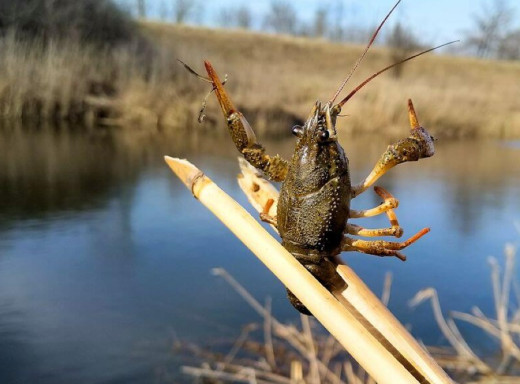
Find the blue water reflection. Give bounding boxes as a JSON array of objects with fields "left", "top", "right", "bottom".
[{"left": 0, "top": 131, "right": 519, "bottom": 382}]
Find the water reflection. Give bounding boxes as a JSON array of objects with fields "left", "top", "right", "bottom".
[{"left": 0, "top": 129, "right": 519, "bottom": 383}]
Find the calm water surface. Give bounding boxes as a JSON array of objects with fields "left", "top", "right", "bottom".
[{"left": 1, "top": 129, "right": 519, "bottom": 383}]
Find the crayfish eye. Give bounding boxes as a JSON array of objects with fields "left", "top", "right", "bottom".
[
  {"left": 291, "top": 125, "right": 303, "bottom": 137},
  {"left": 331, "top": 104, "right": 342, "bottom": 116},
  {"left": 319, "top": 130, "right": 329, "bottom": 141}
]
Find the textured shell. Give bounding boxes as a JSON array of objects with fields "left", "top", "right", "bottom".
[{"left": 277, "top": 138, "right": 351, "bottom": 257}]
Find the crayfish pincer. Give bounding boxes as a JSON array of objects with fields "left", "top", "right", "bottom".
[{"left": 185, "top": 1, "right": 451, "bottom": 316}]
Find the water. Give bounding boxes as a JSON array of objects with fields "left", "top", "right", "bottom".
[{"left": 1, "top": 129, "right": 519, "bottom": 383}]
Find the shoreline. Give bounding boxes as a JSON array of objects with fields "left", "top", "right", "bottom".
[{"left": 0, "top": 22, "right": 519, "bottom": 139}]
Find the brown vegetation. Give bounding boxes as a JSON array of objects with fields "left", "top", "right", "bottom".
[
  {"left": 178, "top": 244, "right": 520, "bottom": 383},
  {"left": 1, "top": 22, "right": 520, "bottom": 138}
]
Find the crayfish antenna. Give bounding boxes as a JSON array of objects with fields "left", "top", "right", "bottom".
[
  {"left": 337, "top": 40, "right": 459, "bottom": 108},
  {"left": 177, "top": 59, "right": 212, "bottom": 83},
  {"left": 329, "top": 0, "right": 401, "bottom": 105},
  {"left": 324, "top": 104, "right": 336, "bottom": 138},
  {"left": 178, "top": 59, "right": 229, "bottom": 123}
]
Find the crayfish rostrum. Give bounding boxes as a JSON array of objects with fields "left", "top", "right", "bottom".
[{"left": 186, "top": 1, "right": 450, "bottom": 315}]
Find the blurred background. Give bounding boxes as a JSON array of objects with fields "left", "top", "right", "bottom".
[{"left": 0, "top": 0, "right": 519, "bottom": 383}]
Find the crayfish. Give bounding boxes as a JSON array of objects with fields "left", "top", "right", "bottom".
[{"left": 184, "top": 1, "right": 454, "bottom": 315}]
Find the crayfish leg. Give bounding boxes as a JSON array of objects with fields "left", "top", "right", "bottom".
[
  {"left": 259, "top": 198, "right": 278, "bottom": 227},
  {"left": 348, "top": 186, "right": 403, "bottom": 238},
  {"left": 349, "top": 186, "right": 399, "bottom": 218},
  {"left": 342, "top": 227, "right": 430, "bottom": 261},
  {"left": 204, "top": 61, "right": 289, "bottom": 182},
  {"left": 346, "top": 223, "right": 403, "bottom": 238}
]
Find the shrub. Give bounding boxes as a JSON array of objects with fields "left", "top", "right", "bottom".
[{"left": 0, "top": 0, "right": 136, "bottom": 46}]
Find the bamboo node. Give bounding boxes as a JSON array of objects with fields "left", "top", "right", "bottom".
[{"left": 190, "top": 170, "right": 206, "bottom": 197}]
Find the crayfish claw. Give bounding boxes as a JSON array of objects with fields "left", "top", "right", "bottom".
[
  {"left": 202, "top": 60, "right": 289, "bottom": 181},
  {"left": 408, "top": 98, "right": 420, "bottom": 129},
  {"left": 352, "top": 99, "right": 435, "bottom": 197}
]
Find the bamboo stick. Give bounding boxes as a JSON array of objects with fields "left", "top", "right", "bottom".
[
  {"left": 335, "top": 266, "right": 455, "bottom": 383},
  {"left": 165, "top": 156, "right": 453, "bottom": 384}
]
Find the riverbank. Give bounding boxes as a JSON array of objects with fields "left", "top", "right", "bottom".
[{"left": 1, "top": 22, "right": 519, "bottom": 138}]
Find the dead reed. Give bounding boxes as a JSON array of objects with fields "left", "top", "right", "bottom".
[
  {"left": 178, "top": 244, "right": 520, "bottom": 384},
  {"left": 0, "top": 30, "right": 203, "bottom": 130},
  {"left": 411, "top": 242, "right": 520, "bottom": 382},
  {"left": 178, "top": 267, "right": 385, "bottom": 384}
]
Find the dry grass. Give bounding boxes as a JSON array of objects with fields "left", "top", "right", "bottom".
[
  {"left": 410, "top": 243, "right": 520, "bottom": 382},
  {"left": 177, "top": 268, "right": 385, "bottom": 384},
  {"left": 0, "top": 30, "right": 203, "bottom": 130},
  {"left": 177, "top": 244, "right": 520, "bottom": 383},
  {"left": 1, "top": 22, "right": 520, "bottom": 137},
  {"left": 0, "top": 34, "right": 100, "bottom": 122},
  {"left": 144, "top": 23, "right": 520, "bottom": 139}
]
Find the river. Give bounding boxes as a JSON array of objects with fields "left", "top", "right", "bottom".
[{"left": 1, "top": 129, "right": 519, "bottom": 383}]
